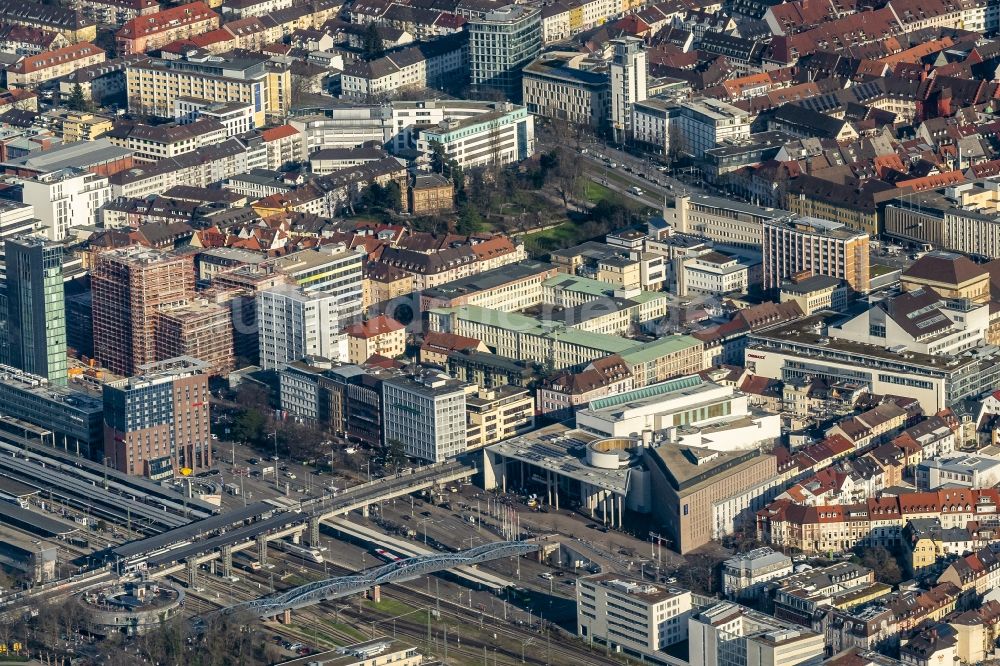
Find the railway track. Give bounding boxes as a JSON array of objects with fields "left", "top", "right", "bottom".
[{"left": 281, "top": 553, "right": 624, "bottom": 665}]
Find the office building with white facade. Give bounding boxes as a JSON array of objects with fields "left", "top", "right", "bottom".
[
  {"left": 575, "top": 374, "right": 781, "bottom": 447},
  {"left": 689, "top": 602, "right": 825, "bottom": 666},
  {"left": 577, "top": 574, "right": 692, "bottom": 657},
  {"left": 677, "top": 250, "right": 749, "bottom": 297},
  {"left": 381, "top": 372, "right": 468, "bottom": 463},
  {"left": 20, "top": 168, "right": 110, "bottom": 241},
  {"left": 672, "top": 98, "right": 750, "bottom": 158},
  {"left": 267, "top": 246, "right": 365, "bottom": 322},
  {"left": 415, "top": 102, "right": 535, "bottom": 170},
  {"left": 721, "top": 548, "right": 794, "bottom": 600},
  {"left": 256, "top": 284, "right": 346, "bottom": 370}
]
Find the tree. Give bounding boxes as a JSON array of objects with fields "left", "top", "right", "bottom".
[
  {"left": 66, "top": 83, "right": 88, "bottom": 112},
  {"left": 382, "top": 180, "right": 403, "bottom": 212},
  {"left": 235, "top": 381, "right": 271, "bottom": 411},
  {"left": 360, "top": 180, "right": 402, "bottom": 213},
  {"left": 456, "top": 202, "right": 484, "bottom": 235},
  {"left": 231, "top": 408, "right": 266, "bottom": 447},
  {"left": 854, "top": 545, "right": 903, "bottom": 585},
  {"left": 362, "top": 22, "right": 385, "bottom": 59},
  {"left": 429, "top": 140, "right": 448, "bottom": 174},
  {"left": 277, "top": 422, "right": 326, "bottom": 463},
  {"left": 386, "top": 438, "right": 407, "bottom": 470}
]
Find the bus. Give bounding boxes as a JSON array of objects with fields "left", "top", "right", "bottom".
[
  {"left": 373, "top": 548, "right": 401, "bottom": 563},
  {"left": 274, "top": 539, "right": 323, "bottom": 564}
]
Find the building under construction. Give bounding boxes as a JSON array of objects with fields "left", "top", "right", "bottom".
[
  {"left": 156, "top": 299, "right": 234, "bottom": 376},
  {"left": 91, "top": 247, "right": 194, "bottom": 377}
]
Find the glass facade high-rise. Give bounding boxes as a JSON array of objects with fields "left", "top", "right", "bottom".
[
  {"left": 1, "top": 236, "right": 67, "bottom": 385},
  {"left": 469, "top": 5, "right": 541, "bottom": 102}
]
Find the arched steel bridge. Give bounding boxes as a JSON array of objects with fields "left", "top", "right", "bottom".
[{"left": 228, "top": 541, "right": 538, "bottom": 616}]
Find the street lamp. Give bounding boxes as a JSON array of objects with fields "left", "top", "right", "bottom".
[{"left": 271, "top": 431, "right": 279, "bottom": 490}]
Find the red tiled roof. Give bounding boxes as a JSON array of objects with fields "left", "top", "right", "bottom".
[
  {"left": 471, "top": 236, "right": 515, "bottom": 261},
  {"left": 261, "top": 124, "right": 300, "bottom": 142},
  {"left": 421, "top": 330, "right": 482, "bottom": 353},
  {"left": 344, "top": 314, "right": 404, "bottom": 339},
  {"left": 9, "top": 42, "right": 102, "bottom": 74},
  {"left": 117, "top": 2, "right": 217, "bottom": 39}
]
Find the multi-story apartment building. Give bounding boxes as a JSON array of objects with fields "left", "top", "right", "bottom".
[
  {"left": 468, "top": 5, "right": 541, "bottom": 101},
  {"left": 58, "top": 55, "right": 145, "bottom": 106},
  {"left": 0, "top": 24, "right": 69, "bottom": 57},
  {"left": 381, "top": 372, "right": 468, "bottom": 463},
  {"left": 155, "top": 300, "right": 235, "bottom": 376},
  {"left": 522, "top": 53, "right": 610, "bottom": 128},
  {"left": 465, "top": 385, "right": 534, "bottom": 450},
  {"left": 785, "top": 175, "right": 890, "bottom": 237},
  {"left": 106, "top": 139, "right": 247, "bottom": 199},
  {"left": 577, "top": 575, "right": 692, "bottom": 656},
  {"left": 125, "top": 51, "right": 289, "bottom": 127},
  {"left": 762, "top": 217, "right": 870, "bottom": 293},
  {"left": 0, "top": 237, "right": 67, "bottom": 385},
  {"left": 220, "top": 0, "right": 293, "bottom": 20},
  {"left": 414, "top": 102, "right": 535, "bottom": 170},
  {"left": 105, "top": 118, "right": 227, "bottom": 162},
  {"left": 344, "top": 315, "right": 406, "bottom": 364},
  {"left": 0, "top": 0, "right": 97, "bottom": 43},
  {"left": 20, "top": 168, "right": 110, "bottom": 242},
  {"left": 539, "top": 0, "right": 624, "bottom": 43},
  {"left": 631, "top": 98, "right": 676, "bottom": 156},
  {"left": 5, "top": 42, "right": 104, "bottom": 88},
  {"left": 537, "top": 354, "right": 634, "bottom": 420},
  {"left": 758, "top": 488, "right": 1000, "bottom": 555},
  {"left": 78, "top": 0, "right": 160, "bottom": 28},
  {"left": 772, "top": 562, "right": 880, "bottom": 626},
  {"left": 116, "top": 2, "right": 220, "bottom": 55},
  {"left": 92, "top": 247, "right": 195, "bottom": 377},
  {"left": 60, "top": 112, "right": 114, "bottom": 143},
  {"left": 256, "top": 284, "right": 345, "bottom": 370},
  {"left": 103, "top": 357, "right": 212, "bottom": 479},
  {"left": 0, "top": 364, "right": 103, "bottom": 458},
  {"left": 0, "top": 201, "right": 40, "bottom": 252},
  {"left": 364, "top": 263, "right": 416, "bottom": 310},
  {"left": 340, "top": 34, "right": 467, "bottom": 100},
  {"left": 610, "top": 37, "right": 646, "bottom": 143}
]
